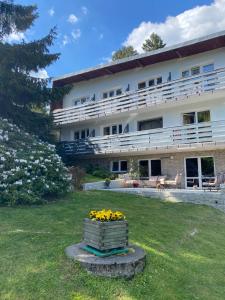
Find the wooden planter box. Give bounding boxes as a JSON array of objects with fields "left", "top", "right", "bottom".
[{"left": 83, "top": 218, "right": 128, "bottom": 251}]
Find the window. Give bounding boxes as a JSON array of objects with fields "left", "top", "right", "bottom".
[
  {"left": 74, "top": 131, "right": 79, "bottom": 140},
  {"left": 183, "top": 112, "right": 196, "bottom": 125},
  {"left": 197, "top": 110, "right": 211, "bottom": 123},
  {"left": 74, "top": 96, "right": 89, "bottom": 106},
  {"left": 111, "top": 160, "right": 128, "bottom": 173},
  {"left": 90, "top": 129, "right": 95, "bottom": 137},
  {"left": 203, "top": 63, "right": 214, "bottom": 73},
  {"left": 149, "top": 79, "right": 155, "bottom": 87},
  {"left": 156, "top": 77, "right": 162, "bottom": 85},
  {"left": 102, "top": 88, "right": 122, "bottom": 99},
  {"left": 86, "top": 129, "right": 89, "bottom": 137},
  {"left": 81, "top": 130, "right": 86, "bottom": 139},
  {"left": 103, "top": 124, "right": 123, "bottom": 136},
  {"left": 182, "top": 70, "right": 190, "bottom": 78},
  {"left": 183, "top": 110, "right": 210, "bottom": 125},
  {"left": 138, "top": 117, "right": 163, "bottom": 131},
  {"left": 112, "top": 161, "right": 119, "bottom": 172},
  {"left": 119, "top": 124, "right": 123, "bottom": 134},
  {"left": 109, "top": 90, "right": 114, "bottom": 97},
  {"left": 103, "top": 126, "right": 110, "bottom": 135},
  {"left": 191, "top": 66, "right": 200, "bottom": 76},
  {"left": 116, "top": 88, "right": 122, "bottom": 95},
  {"left": 112, "top": 125, "right": 117, "bottom": 135},
  {"left": 138, "top": 82, "right": 146, "bottom": 90},
  {"left": 151, "top": 160, "right": 162, "bottom": 176}
]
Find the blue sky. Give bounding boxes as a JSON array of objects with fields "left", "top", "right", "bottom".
[{"left": 14, "top": 0, "right": 224, "bottom": 79}]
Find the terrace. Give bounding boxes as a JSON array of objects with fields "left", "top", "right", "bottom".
[{"left": 53, "top": 68, "right": 225, "bottom": 126}]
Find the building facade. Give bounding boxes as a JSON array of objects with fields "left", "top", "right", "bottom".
[{"left": 52, "top": 31, "right": 225, "bottom": 189}]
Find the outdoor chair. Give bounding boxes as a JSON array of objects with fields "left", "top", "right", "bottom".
[
  {"left": 202, "top": 173, "right": 225, "bottom": 191},
  {"left": 163, "top": 173, "right": 182, "bottom": 189}
]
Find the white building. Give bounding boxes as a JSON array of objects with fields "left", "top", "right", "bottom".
[{"left": 52, "top": 31, "right": 225, "bottom": 189}]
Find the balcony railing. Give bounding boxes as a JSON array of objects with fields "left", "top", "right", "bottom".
[
  {"left": 53, "top": 68, "right": 225, "bottom": 126},
  {"left": 57, "top": 120, "right": 225, "bottom": 156}
]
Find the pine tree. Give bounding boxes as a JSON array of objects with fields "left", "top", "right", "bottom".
[
  {"left": 142, "top": 33, "right": 166, "bottom": 52},
  {"left": 112, "top": 46, "right": 138, "bottom": 61},
  {"left": 0, "top": 1, "right": 70, "bottom": 140}
]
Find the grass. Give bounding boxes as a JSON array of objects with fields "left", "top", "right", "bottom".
[
  {"left": 83, "top": 173, "right": 104, "bottom": 183},
  {"left": 1, "top": 191, "right": 225, "bottom": 300}
]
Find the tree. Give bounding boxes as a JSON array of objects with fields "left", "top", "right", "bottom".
[
  {"left": 142, "top": 33, "right": 166, "bottom": 52},
  {"left": 112, "top": 46, "right": 138, "bottom": 61},
  {"left": 0, "top": 1, "right": 70, "bottom": 140}
]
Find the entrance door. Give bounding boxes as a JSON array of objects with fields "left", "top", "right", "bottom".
[{"left": 185, "top": 157, "right": 215, "bottom": 188}]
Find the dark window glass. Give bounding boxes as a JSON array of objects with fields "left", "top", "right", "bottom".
[
  {"left": 203, "top": 64, "right": 214, "bottom": 73},
  {"left": 109, "top": 90, "right": 114, "bottom": 97},
  {"left": 91, "top": 129, "right": 95, "bottom": 137},
  {"left": 120, "top": 161, "right": 128, "bottom": 172},
  {"left": 86, "top": 129, "right": 89, "bottom": 137},
  {"left": 116, "top": 89, "right": 122, "bottom": 95},
  {"left": 81, "top": 130, "right": 86, "bottom": 139},
  {"left": 124, "top": 124, "right": 129, "bottom": 133},
  {"left": 119, "top": 124, "right": 123, "bottom": 134},
  {"left": 182, "top": 70, "right": 189, "bottom": 78},
  {"left": 81, "top": 98, "right": 86, "bottom": 104},
  {"left": 149, "top": 79, "right": 155, "bottom": 87},
  {"left": 186, "top": 158, "right": 198, "bottom": 177},
  {"left": 151, "top": 160, "right": 161, "bottom": 176},
  {"left": 74, "top": 131, "right": 79, "bottom": 140},
  {"left": 74, "top": 100, "right": 80, "bottom": 106},
  {"left": 138, "top": 118, "right": 163, "bottom": 131},
  {"left": 103, "top": 126, "right": 110, "bottom": 135},
  {"left": 112, "top": 125, "right": 117, "bottom": 135},
  {"left": 156, "top": 77, "right": 162, "bottom": 85},
  {"left": 138, "top": 82, "right": 146, "bottom": 90},
  {"left": 183, "top": 112, "right": 195, "bottom": 125},
  {"left": 201, "top": 157, "right": 214, "bottom": 177},
  {"left": 197, "top": 110, "right": 210, "bottom": 123},
  {"left": 139, "top": 160, "right": 149, "bottom": 178},
  {"left": 103, "top": 92, "right": 108, "bottom": 99},
  {"left": 112, "top": 161, "right": 119, "bottom": 172},
  {"left": 191, "top": 66, "right": 200, "bottom": 76}
]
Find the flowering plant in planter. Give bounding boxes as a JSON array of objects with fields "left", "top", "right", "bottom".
[
  {"left": 83, "top": 209, "right": 128, "bottom": 251},
  {"left": 89, "top": 209, "right": 125, "bottom": 222}
]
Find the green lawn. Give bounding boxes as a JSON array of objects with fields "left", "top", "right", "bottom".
[{"left": 1, "top": 191, "right": 225, "bottom": 300}]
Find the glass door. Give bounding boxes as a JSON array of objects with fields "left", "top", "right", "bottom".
[
  {"left": 139, "top": 160, "right": 149, "bottom": 179},
  {"left": 185, "top": 157, "right": 215, "bottom": 188}
]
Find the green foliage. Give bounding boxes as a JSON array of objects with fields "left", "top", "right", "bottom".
[
  {"left": 0, "top": 1, "right": 71, "bottom": 139},
  {"left": 112, "top": 45, "right": 138, "bottom": 61},
  {"left": 129, "top": 159, "right": 140, "bottom": 179},
  {"left": 86, "top": 164, "right": 112, "bottom": 179},
  {"left": 142, "top": 32, "right": 166, "bottom": 52},
  {"left": 0, "top": 118, "right": 71, "bottom": 205}
]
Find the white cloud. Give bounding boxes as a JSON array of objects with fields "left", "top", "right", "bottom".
[
  {"left": 124, "top": 0, "right": 225, "bottom": 53},
  {"left": 62, "top": 35, "right": 69, "bottom": 46},
  {"left": 4, "top": 31, "right": 25, "bottom": 43},
  {"left": 48, "top": 8, "right": 55, "bottom": 17},
  {"left": 99, "top": 33, "right": 104, "bottom": 40},
  {"left": 68, "top": 14, "right": 78, "bottom": 24},
  {"left": 71, "top": 29, "right": 81, "bottom": 40},
  {"left": 30, "top": 69, "right": 49, "bottom": 79},
  {"left": 81, "top": 6, "right": 88, "bottom": 15}
]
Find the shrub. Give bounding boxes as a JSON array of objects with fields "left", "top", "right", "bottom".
[
  {"left": 69, "top": 166, "right": 86, "bottom": 190},
  {"left": 87, "top": 165, "right": 111, "bottom": 179},
  {"left": 0, "top": 118, "right": 71, "bottom": 205}
]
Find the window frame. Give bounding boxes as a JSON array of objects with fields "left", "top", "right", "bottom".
[
  {"left": 111, "top": 160, "right": 128, "bottom": 173},
  {"left": 182, "top": 110, "right": 211, "bottom": 125}
]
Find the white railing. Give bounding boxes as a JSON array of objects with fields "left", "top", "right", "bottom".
[
  {"left": 53, "top": 68, "right": 225, "bottom": 126},
  {"left": 58, "top": 120, "right": 225, "bottom": 156}
]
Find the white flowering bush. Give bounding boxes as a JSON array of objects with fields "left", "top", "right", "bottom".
[{"left": 0, "top": 118, "right": 71, "bottom": 205}]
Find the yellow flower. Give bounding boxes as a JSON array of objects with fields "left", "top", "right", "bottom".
[{"left": 88, "top": 209, "right": 125, "bottom": 222}]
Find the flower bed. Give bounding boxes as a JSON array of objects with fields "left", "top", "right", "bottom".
[{"left": 0, "top": 118, "right": 71, "bottom": 205}]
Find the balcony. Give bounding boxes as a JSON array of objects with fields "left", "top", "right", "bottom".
[
  {"left": 57, "top": 120, "right": 225, "bottom": 156},
  {"left": 53, "top": 68, "right": 225, "bottom": 126}
]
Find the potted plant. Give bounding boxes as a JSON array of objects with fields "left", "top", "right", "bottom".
[
  {"left": 83, "top": 209, "right": 128, "bottom": 251},
  {"left": 104, "top": 178, "right": 111, "bottom": 189}
]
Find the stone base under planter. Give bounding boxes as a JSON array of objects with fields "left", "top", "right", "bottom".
[{"left": 65, "top": 242, "right": 146, "bottom": 279}]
